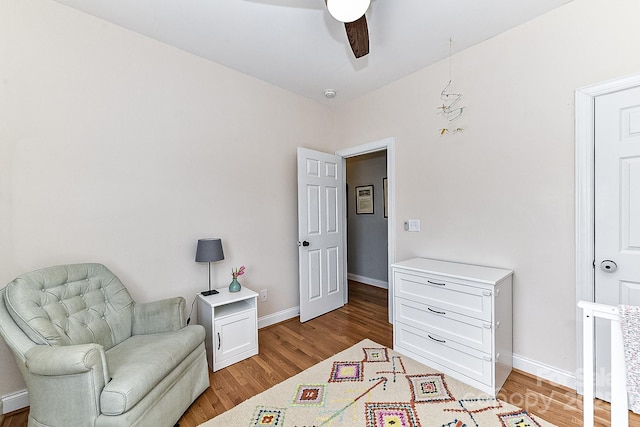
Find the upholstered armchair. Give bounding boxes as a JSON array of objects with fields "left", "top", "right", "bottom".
[{"left": 0, "top": 263, "right": 209, "bottom": 427}]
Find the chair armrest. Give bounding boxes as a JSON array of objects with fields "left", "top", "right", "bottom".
[
  {"left": 24, "top": 344, "right": 109, "bottom": 425},
  {"left": 132, "top": 296, "right": 186, "bottom": 335},
  {"left": 25, "top": 343, "right": 109, "bottom": 381}
]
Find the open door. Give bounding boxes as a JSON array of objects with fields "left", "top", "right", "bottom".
[{"left": 297, "top": 147, "right": 345, "bottom": 322}]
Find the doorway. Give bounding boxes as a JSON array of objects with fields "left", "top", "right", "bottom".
[
  {"left": 345, "top": 151, "right": 388, "bottom": 290},
  {"left": 337, "top": 137, "right": 396, "bottom": 323},
  {"left": 297, "top": 138, "right": 395, "bottom": 323}
]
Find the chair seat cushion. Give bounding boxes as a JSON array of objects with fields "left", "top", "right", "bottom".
[{"left": 100, "top": 325, "right": 205, "bottom": 415}]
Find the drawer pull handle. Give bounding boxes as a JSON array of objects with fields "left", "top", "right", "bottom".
[
  {"left": 217, "top": 332, "right": 221, "bottom": 350},
  {"left": 428, "top": 307, "right": 446, "bottom": 315},
  {"left": 428, "top": 334, "right": 446, "bottom": 343},
  {"left": 482, "top": 290, "right": 492, "bottom": 296},
  {"left": 427, "top": 280, "right": 446, "bottom": 286},
  {"left": 483, "top": 323, "right": 492, "bottom": 329},
  {"left": 483, "top": 355, "right": 493, "bottom": 362}
]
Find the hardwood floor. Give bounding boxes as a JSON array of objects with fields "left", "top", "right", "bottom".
[{"left": 2, "top": 281, "right": 638, "bottom": 426}]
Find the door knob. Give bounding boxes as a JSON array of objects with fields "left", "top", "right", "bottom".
[
  {"left": 298, "top": 241, "right": 310, "bottom": 247},
  {"left": 600, "top": 260, "right": 617, "bottom": 273}
]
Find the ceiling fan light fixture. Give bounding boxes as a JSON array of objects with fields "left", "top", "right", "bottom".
[{"left": 326, "top": 0, "right": 370, "bottom": 23}]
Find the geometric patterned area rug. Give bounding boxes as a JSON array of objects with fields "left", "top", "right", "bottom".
[{"left": 199, "top": 339, "right": 556, "bottom": 427}]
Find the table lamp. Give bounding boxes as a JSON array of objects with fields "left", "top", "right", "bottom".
[{"left": 195, "top": 238, "right": 224, "bottom": 296}]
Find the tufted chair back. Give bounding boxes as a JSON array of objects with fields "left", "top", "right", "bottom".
[{"left": 4, "top": 263, "right": 135, "bottom": 350}]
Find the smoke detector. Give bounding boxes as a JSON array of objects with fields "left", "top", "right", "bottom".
[{"left": 324, "top": 89, "right": 337, "bottom": 99}]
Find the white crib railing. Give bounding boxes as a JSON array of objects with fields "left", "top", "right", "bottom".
[{"left": 578, "top": 301, "right": 628, "bottom": 427}]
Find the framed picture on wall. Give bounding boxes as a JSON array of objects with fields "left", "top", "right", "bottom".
[
  {"left": 383, "top": 177, "right": 388, "bottom": 218},
  {"left": 356, "top": 185, "right": 374, "bottom": 214}
]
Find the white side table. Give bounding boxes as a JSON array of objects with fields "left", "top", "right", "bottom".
[{"left": 196, "top": 287, "right": 258, "bottom": 372}]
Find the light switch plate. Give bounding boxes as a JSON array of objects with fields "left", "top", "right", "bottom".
[{"left": 407, "top": 219, "right": 420, "bottom": 232}]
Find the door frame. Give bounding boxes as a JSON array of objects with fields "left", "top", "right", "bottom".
[
  {"left": 575, "top": 73, "right": 640, "bottom": 392},
  {"left": 336, "top": 137, "right": 396, "bottom": 323}
]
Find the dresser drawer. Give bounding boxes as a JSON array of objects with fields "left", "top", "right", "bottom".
[
  {"left": 394, "top": 322, "right": 493, "bottom": 388},
  {"left": 395, "top": 297, "right": 493, "bottom": 353},
  {"left": 394, "top": 271, "right": 492, "bottom": 321}
]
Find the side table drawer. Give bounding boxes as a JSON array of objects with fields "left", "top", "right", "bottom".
[
  {"left": 394, "top": 321, "right": 493, "bottom": 387},
  {"left": 394, "top": 271, "right": 493, "bottom": 321},
  {"left": 395, "top": 297, "right": 493, "bottom": 353}
]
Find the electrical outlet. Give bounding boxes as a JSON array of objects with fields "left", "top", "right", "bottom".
[{"left": 259, "top": 289, "right": 268, "bottom": 302}]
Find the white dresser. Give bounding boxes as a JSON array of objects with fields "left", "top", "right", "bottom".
[{"left": 391, "top": 258, "right": 513, "bottom": 396}]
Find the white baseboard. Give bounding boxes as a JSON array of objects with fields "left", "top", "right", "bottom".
[
  {"left": 1, "top": 389, "right": 29, "bottom": 414},
  {"left": 513, "top": 353, "right": 576, "bottom": 390},
  {"left": 347, "top": 273, "right": 388, "bottom": 289},
  {"left": 258, "top": 306, "right": 300, "bottom": 329}
]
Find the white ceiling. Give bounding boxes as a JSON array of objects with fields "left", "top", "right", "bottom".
[{"left": 51, "top": 0, "right": 572, "bottom": 105}]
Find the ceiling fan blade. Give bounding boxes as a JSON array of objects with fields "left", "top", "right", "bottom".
[{"left": 344, "top": 15, "right": 369, "bottom": 58}]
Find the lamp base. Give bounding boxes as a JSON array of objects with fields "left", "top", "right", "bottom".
[{"left": 201, "top": 289, "right": 219, "bottom": 296}]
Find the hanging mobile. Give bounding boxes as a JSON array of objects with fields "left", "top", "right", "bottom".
[{"left": 437, "top": 38, "right": 465, "bottom": 135}]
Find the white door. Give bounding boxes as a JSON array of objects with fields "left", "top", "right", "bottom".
[
  {"left": 297, "top": 147, "right": 345, "bottom": 322},
  {"left": 594, "top": 85, "right": 640, "bottom": 398}
]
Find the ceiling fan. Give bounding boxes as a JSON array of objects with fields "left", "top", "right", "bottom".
[{"left": 325, "top": 0, "right": 370, "bottom": 58}]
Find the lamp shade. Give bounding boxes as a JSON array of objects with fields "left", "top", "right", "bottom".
[
  {"left": 326, "top": 0, "right": 370, "bottom": 23},
  {"left": 195, "top": 238, "right": 224, "bottom": 262}
]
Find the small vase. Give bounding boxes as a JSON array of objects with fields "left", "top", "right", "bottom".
[{"left": 229, "top": 277, "right": 241, "bottom": 293}]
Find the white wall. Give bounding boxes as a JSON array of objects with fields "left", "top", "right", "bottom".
[
  {"left": 0, "top": 0, "right": 332, "bottom": 397},
  {"left": 3, "top": 0, "right": 640, "bottom": 404},
  {"left": 332, "top": 0, "right": 640, "bottom": 373}
]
